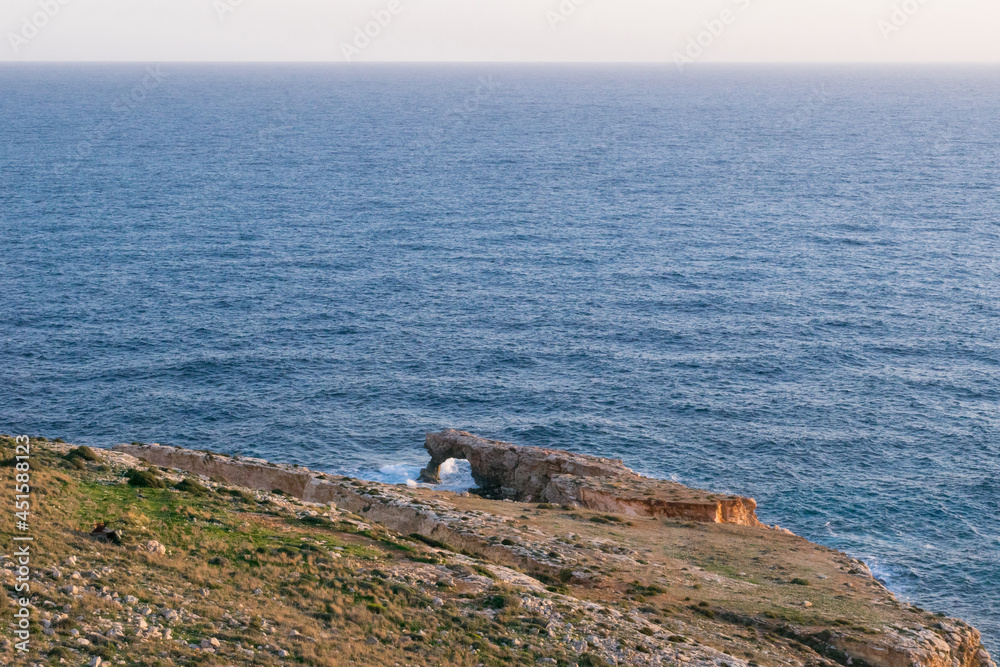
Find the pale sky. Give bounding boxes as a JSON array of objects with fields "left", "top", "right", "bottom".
[{"left": 3, "top": 0, "right": 999, "bottom": 62}]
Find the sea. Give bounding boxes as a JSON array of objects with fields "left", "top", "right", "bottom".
[{"left": 1, "top": 64, "right": 997, "bottom": 649}]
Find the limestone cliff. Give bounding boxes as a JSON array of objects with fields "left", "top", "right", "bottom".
[
  {"left": 418, "top": 429, "right": 762, "bottom": 526},
  {"left": 106, "top": 438, "right": 997, "bottom": 667}
]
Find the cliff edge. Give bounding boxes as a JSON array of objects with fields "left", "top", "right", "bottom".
[{"left": 1, "top": 433, "right": 994, "bottom": 667}]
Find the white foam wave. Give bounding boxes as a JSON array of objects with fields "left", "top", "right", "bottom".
[{"left": 354, "top": 458, "right": 476, "bottom": 493}]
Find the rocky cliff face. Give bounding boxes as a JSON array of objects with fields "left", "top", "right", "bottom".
[
  {"left": 109, "top": 439, "right": 997, "bottom": 667},
  {"left": 418, "top": 429, "right": 763, "bottom": 526}
]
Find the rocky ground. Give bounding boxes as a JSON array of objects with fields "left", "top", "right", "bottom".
[{"left": 0, "top": 434, "right": 995, "bottom": 667}]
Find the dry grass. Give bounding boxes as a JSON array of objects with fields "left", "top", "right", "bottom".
[
  {"left": 0, "top": 435, "right": 988, "bottom": 667},
  {"left": 0, "top": 436, "right": 580, "bottom": 666}
]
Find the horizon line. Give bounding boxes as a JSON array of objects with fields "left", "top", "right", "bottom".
[{"left": 3, "top": 60, "right": 1000, "bottom": 66}]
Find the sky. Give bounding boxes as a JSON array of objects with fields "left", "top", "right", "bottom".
[{"left": 2, "top": 0, "right": 999, "bottom": 63}]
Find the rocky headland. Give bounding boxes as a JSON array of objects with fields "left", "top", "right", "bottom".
[
  {"left": 418, "top": 430, "right": 762, "bottom": 526},
  {"left": 1, "top": 432, "right": 994, "bottom": 667}
]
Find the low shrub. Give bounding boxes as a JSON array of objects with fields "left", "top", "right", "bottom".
[
  {"left": 483, "top": 592, "right": 520, "bottom": 610},
  {"left": 173, "top": 478, "right": 209, "bottom": 495},
  {"left": 408, "top": 534, "right": 452, "bottom": 551},
  {"left": 127, "top": 468, "right": 166, "bottom": 489},
  {"left": 65, "top": 446, "right": 100, "bottom": 463},
  {"left": 301, "top": 515, "right": 334, "bottom": 527},
  {"left": 219, "top": 487, "right": 256, "bottom": 503}
]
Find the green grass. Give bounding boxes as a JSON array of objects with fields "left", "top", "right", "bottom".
[{"left": 76, "top": 479, "right": 381, "bottom": 564}]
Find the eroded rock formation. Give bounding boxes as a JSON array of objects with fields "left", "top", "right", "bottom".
[
  {"left": 106, "top": 438, "right": 997, "bottom": 667},
  {"left": 418, "top": 429, "right": 763, "bottom": 526}
]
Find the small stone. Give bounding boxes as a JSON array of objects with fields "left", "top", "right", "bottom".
[
  {"left": 124, "top": 595, "right": 138, "bottom": 604},
  {"left": 803, "top": 601, "right": 814, "bottom": 608},
  {"left": 276, "top": 649, "right": 289, "bottom": 657},
  {"left": 89, "top": 657, "right": 102, "bottom": 667},
  {"left": 432, "top": 597, "right": 444, "bottom": 607},
  {"left": 140, "top": 540, "right": 167, "bottom": 555}
]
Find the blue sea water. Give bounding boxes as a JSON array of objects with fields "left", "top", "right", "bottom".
[{"left": 1, "top": 64, "right": 998, "bottom": 648}]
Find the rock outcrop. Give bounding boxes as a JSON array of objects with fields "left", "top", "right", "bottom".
[
  {"left": 99, "top": 437, "right": 997, "bottom": 667},
  {"left": 112, "top": 443, "right": 569, "bottom": 578},
  {"left": 419, "top": 429, "right": 763, "bottom": 526}
]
